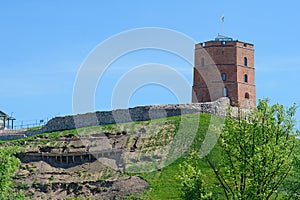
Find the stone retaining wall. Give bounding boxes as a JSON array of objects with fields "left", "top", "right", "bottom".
[
  {"left": 0, "top": 133, "right": 26, "bottom": 140},
  {"left": 1, "top": 98, "right": 248, "bottom": 139},
  {"left": 25, "top": 97, "right": 233, "bottom": 137}
]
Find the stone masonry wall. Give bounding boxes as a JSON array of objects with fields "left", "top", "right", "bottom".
[
  {"left": 1, "top": 97, "right": 249, "bottom": 139},
  {"left": 24, "top": 97, "right": 241, "bottom": 137},
  {"left": 0, "top": 133, "right": 26, "bottom": 140}
]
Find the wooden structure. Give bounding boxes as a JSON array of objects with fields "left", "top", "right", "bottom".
[
  {"left": 21, "top": 149, "right": 123, "bottom": 165},
  {"left": 0, "top": 110, "right": 15, "bottom": 130}
]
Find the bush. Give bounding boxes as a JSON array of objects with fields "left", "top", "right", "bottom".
[
  {"left": 177, "top": 152, "right": 213, "bottom": 199},
  {"left": 0, "top": 147, "right": 27, "bottom": 199}
]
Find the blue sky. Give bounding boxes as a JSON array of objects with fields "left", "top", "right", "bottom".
[{"left": 0, "top": 1, "right": 300, "bottom": 126}]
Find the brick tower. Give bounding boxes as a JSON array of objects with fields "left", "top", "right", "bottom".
[{"left": 192, "top": 35, "right": 256, "bottom": 107}]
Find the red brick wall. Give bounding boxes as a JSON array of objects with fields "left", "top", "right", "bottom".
[{"left": 192, "top": 40, "right": 256, "bottom": 108}]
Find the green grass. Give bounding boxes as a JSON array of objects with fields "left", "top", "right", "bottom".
[
  {"left": 27, "top": 126, "right": 42, "bottom": 131},
  {"left": 138, "top": 113, "right": 225, "bottom": 199},
  {"left": 140, "top": 158, "right": 183, "bottom": 199}
]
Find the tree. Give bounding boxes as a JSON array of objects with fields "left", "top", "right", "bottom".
[
  {"left": 281, "top": 143, "right": 300, "bottom": 199},
  {"left": 288, "top": 156, "right": 300, "bottom": 199},
  {"left": 177, "top": 151, "right": 213, "bottom": 200},
  {"left": 0, "top": 147, "right": 26, "bottom": 200},
  {"left": 206, "top": 99, "right": 299, "bottom": 199}
]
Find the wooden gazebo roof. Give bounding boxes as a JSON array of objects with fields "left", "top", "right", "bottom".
[
  {"left": 0, "top": 110, "right": 15, "bottom": 120},
  {"left": 0, "top": 110, "right": 9, "bottom": 118}
]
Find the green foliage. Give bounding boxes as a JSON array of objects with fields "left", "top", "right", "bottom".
[
  {"left": 48, "top": 175, "right": 54, "bottom": 181},
  {"left": 0, "top": 147, "right": 27, "bottom": 200},
  {"left": 16, "top": 183, "right": 30, "bottom": 190},
  {"left": 280, "top": 141, "right": 300, "bottom": 199},
  {"left": 206, "top": 99, "right": 299, "bottom": 200},
  {"left": 290, "top": 154, "right": 300, "bottom": 198},
  {"left": 76, "top": 170, "right": 83, "bottom": 177},
  {"left": 177, "top": 152, "right": 213, "bottom": 200},
  {"left": 125, "top": 194, "right": 142, "bottom": 200}
]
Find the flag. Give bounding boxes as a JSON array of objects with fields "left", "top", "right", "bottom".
[{"left": 222, "top": 13, "right": 225, "bottom": 23}]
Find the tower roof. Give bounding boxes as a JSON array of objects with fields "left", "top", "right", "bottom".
[{"left": 215, "top": 34, "right": 233, "bottom": 42}]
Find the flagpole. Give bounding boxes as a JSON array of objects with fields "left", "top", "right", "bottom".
[{"left": 222, "top": 13, "right": 225, "bottom": 36}]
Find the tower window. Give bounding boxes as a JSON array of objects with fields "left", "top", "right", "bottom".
[
  {"left": 245, "top": 92, "right": 250, "bottom": 99},
  {"left": 223, "top": 87, "right": 228, "bottom": 97},
  {"left": 244, "top": 74, "right": 248, "bottom": 83},
  {"left": 222, "top": 50, "right": 224, "bottom": 55},
  {"left": 201, "top": 58, "right": 205, "bottom": 66},
  {"left": 244, "top": 57, "right": 248, "bottom": 66},
  {"left": 221, "top": 73, "right": 226, "bottom": 81}
]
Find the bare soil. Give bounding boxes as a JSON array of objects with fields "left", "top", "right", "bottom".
[
  {"left": 15, "top": 161, "right": 148, "bottom": 199},
  {"left": 12, "top": 120, "right": 178, "bottom": 199}
]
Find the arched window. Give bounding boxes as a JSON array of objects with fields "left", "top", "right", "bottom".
[
  {"left": 245, "top": 92, "right": 250, "bottom": 99},
  {"left": 221, "top": 73, "right": 226, "bottom": 81},
  {"left": 201, "top": 58, "right": 205, "bottom": 66},
  {"left": 244, "top": 74, "right": 248, "bottom": 83},
  {"left": 223, "top": 87, "right": 228, "bottom": 97},
  {"left": 244, "top": 57, "right": 248, "bottom": 66}
]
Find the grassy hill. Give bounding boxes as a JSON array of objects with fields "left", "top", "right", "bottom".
[{"left": 0, "top": 113, "right": 298, "bottom": 199}]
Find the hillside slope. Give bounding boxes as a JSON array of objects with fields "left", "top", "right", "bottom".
[
  {"left": 1, "top": 113, "right": 298, "bottom": 199},
  {"left": 0, "top": 113, "right": 221, "bottom": 199}
]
